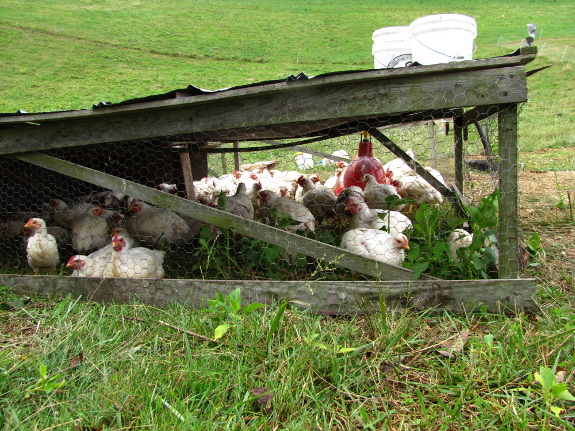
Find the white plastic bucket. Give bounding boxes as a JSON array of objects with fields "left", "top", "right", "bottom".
[
  {"left": 371, "top": 26, "right": 412, "bottom": 68},
  {"left": 295, "top": 152, "right": 313, "bottom": 169},
  {"left": 409, "top": 14, "right": 477, "bottom": 65}
]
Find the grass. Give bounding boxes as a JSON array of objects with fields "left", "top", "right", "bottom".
[
  {"left": 0, "top": 1, "right": 574, "bottom": 428},
  {"left": 0, "top": 0, "right": 573, "bottom": 152},
  {"left": 2, "top": 286, "right": 575, "bottom": 430}
]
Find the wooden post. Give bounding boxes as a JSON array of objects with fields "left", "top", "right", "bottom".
[
  {"left": 179, "top": 149, "right": 195, "bottom": 200},
  {"left": 220, "top": 152, "right": 228, "bottom": 174},
  {"left": 453, "top": 112, "right": 464, "bottom": 195},
  {"left": 428, "top": 121, "right": 437, "bottom": 169},
  {"left": 189, "top": 146, "right": 208, "bottom": 180},
  {"left": 498, "top": 104, "right": 519, "bottom": 279},
  {"left": 233, "top": 141, "right": 240, "bottom": 171}
]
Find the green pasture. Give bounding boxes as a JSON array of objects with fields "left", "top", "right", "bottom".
[{"left": 1, "top": 2, "right": 575, "bottom": 429}]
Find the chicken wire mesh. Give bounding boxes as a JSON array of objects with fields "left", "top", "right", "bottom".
[{"left": 0, "top": 102, "right": 523, "bottom": 282}]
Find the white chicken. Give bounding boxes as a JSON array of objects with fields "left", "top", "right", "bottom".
[
  {"left": 448, "top": 229, "right": 474, "bottom": 262},
  {"left": 126, "top": 198, "right": 193, "bottom": 247},
  {"left": 258, "top": 190, "right": 315, "bottom": 233},
  {"left": 24, "top": 218, "right": 60, "bottom": 274},
  {"left": 340, "top": 229, "right": 410, "bottom": 266},
  {"left": 346, "top": 197, "right": 413, "bottom": 235},
  {"left": 346, "top": 196, "right": 385, "bottom": 230},
  {"left": 66, "top": 254, "right": 107, "bottom": 277},
  {"left": 323, "top": 165, "right": 346, "bottom": 193},
  {"left": 363, "top": 174, "right": 403, "bottom": 211},
  {"left": 71, "top": 206, "right": 110, "bottom": 253},
  {"left": 382, "top": 149, "right": 415, "bottom": 179},
  {"left": 225, "top": 182, "right": 255, "bottom": 219},
  {"left": 110, "top": 233, "right": 165, "bottom": 279},
  {"left": 297, "top": 176, "right": 337, "bottom": 223},
  {"left": 395, "top": 176, "right": 444, "bottom": 206},
  {"left": 335, "top": 186, "right": 365, "bottom": 227}
]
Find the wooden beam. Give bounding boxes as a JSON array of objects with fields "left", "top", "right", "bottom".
[
  {"left": 0, "top": 66, "right": 530, "bottom": 155},
  {"left": 498, "top": 104, "right": 519, "bottom": 279},
  {"left": 12, "top": 152, "right": 416, "bottom": 280},
  {"left": 179, "top": 150, "right": 195, "bottom": 200},
  {"left": 2, "top": 275, "right": 537, "bottom": 315},
  {"left": 454, "top": 113, "right": 464, "bottom": 194},
  {"left": 259, "top": 140, "right": 352, "bottom": 163},
  {"left": 428, "top": 121, "right": 437, "bottom": 169},
  {"left": 233, "top": 141, "right": 240, "bottom": 171},
  {"left": 367, "top": 127, "right": 454, "bottom": 199}
]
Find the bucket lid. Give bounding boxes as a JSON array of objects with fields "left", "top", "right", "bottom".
[
  {"left": 372, "top": 26, "right": 411, "bottom": 41},
  {"left": 409, "top": 14, "right": 477, "bottom": 37}
]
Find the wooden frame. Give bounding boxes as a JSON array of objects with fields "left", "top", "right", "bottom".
[{"left": 0, "top": 48, "right": 538, "bottom": 313}]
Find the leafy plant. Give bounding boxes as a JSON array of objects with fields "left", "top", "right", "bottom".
[
  {"left": 205, "top": 288, "right": 265, "bottom": 339},
  {"left": 533, "top": 366, "right": 575, "bottom": 417},
  {"left": 303, "top": 332, "right": 357, "bottom": 354},
  {"left": 25, "top": 363, "right": 66, "bottom": 398}
]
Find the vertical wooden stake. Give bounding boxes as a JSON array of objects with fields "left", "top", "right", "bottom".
[
  {"left": 428, "top": 121, "right": 437, "bottom": 169},
  {"left": 233, "top": 141, "right": 240, "bottom": 172},
  {"left": 180, "top": 149, "right": 195, "bottom": 200},
  {"left": 453, "top": 111, "right": 464, "bottom": 196},
  {"left": 220, "top": 152, "right": 228, "bottom": 174},
  {"left": 498, "top": 104, "right": 519, "bottom": 279}
]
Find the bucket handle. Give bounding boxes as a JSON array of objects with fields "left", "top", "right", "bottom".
[{"left": 413, "top": 35, "right": 477, "bottom": 60}]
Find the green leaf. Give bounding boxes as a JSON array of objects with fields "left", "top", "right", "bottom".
[
  {"left": 483, "top": 334, "right": 494, "bottom": 348},
  {"left": 553, "top": 386, "right": 575, "bottom": 401},
  {"left": 267, "top": 301, "right": 288, "bottom": 345},
  {"left": 213, "top": 324, "right": 230, "bottom": 340},
  {"left": 550, "top": 405, "right": 563, "bottom": 417},
  {"left": 241, "top": 302, "right": 265, "bottom": 314},
  {"left": 411, "top": 261, "right": 429, "bottom": 280},
  {"left": 538, "top": 367, "right": 557, "bottom": 390},
  {"left": 39, "top": 363, "right": 47, "bottom": 379},
  {"left": 337, "top": 347, "right": 356, "bottom": 354}
]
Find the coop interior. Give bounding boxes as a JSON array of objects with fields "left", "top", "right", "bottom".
[{"left": 0, "top": 109, "right": 515, "bottom": 282}]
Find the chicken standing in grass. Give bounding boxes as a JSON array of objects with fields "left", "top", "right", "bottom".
[
  {"left": 71, "top": 205, "right": 110, "bottom": 253},
  {"left": 24, "top": 218, "right": 60, "bottom": 274},
  {"left": 258, "top": 189, "right": 315, "bottom": 233},
  {"left": 297, "top": 175, "right": 337, "bottom": 223},
  {"left": 341, "top": 228, "right": 409, "bottom": 266},
  {"left": 225, "top": 182, "right": 255, "bottom": 219},
  {"left": 448, "top": 229, "right": 474, "bottom": 262},
  {"left": 362, "top": 174, "right": 403, "bottom": 210}
]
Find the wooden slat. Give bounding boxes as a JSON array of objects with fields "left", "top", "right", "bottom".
[
  {"left": 13, "top": 152, "right": 416, "bottom": 280},
  {"left": 0, "top": 66, "right": 529, "bottom": 155},
  {"left": 367, "top": 127, "right": 454, "bottom": 199},
  {"left": 1, "top": 275, "right": 537, "bottom": 314},
  {"left": 454, "top": 114, "right": 464, "bottom": 194},
  {"left": 498, "top": 104, "right": 519, "bottom": 278},
  {"left": 0, "top": 53, "right": 537, "bottom": 126}
]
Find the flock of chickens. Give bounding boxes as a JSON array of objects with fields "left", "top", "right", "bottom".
[{"left": 10, "top": 150, "right": 475, "bottom": 279}]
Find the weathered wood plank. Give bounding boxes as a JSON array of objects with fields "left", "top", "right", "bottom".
[
  {"left": 13, "top": 152, "right": 416, "bottom": 280},
  {"left": 0, "top": 66, "right": 529, "bottom": 155},
  {"left": 0, "top": 53, "right": 537, "bottom": 125},
  {"left": 1, "top": 275, "right": 537, "bottom": 314},
  {"left": 454, "top": 114, "right": 464, "bottom": 193},
  {"left": 367, "top": 127, "right": 455, "bottom": 200},
  {"left": 498, "top": 104, "right": 519, "bottom": 278}
]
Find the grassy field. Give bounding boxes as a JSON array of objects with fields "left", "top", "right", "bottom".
[{"left": 1, "top": 1, "right": 575, "bottom": 429}]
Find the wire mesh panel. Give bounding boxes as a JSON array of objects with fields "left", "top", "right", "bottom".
[
  {"left": 0, "top": 111, "right": 519, "bottom": 281},
  {"left": 0, "top": 55, "right": 533, "bottom": 282}
]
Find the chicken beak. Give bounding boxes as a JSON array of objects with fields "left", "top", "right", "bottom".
[
  {"left": 403, "top": 244, "right": 410, "bottom": 250},
  {"left": 66, "top": 263, "right": 73, "bottom": 268}
]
